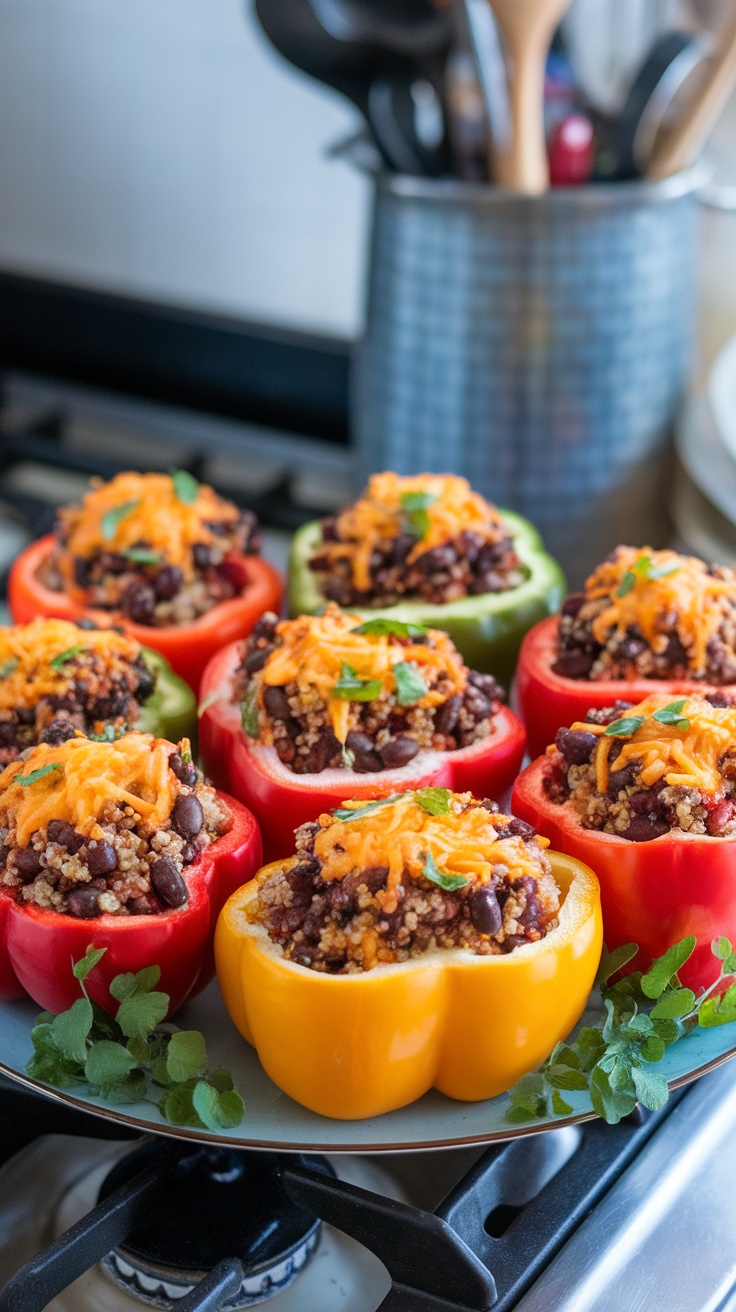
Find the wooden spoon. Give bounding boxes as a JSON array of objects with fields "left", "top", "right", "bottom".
[
  {"left": 647, "top": 4, "right": 736, "bottom": 179},
  {"left": 484, "top": 0, "right": 574, "bottom": 193}
]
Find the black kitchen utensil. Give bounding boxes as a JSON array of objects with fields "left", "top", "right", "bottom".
[
  {"left": 253, "top": 0, "right": 452, "bottom": 174},
  {"left": 614, "top": 30, "right": 709, "bottom": 178}
]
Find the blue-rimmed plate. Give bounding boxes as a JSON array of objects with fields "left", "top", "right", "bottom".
[{"left": 0, "top": 981, "right": 735, "bottom": 1152}]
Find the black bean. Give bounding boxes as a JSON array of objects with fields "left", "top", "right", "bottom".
[
  {"left": 552, "top": 649, "right": 595, "bottom": 679},
  {"left": 90, "top": 692, "right": 128, "bottom": 721},
  {"left": 243, "top": 646, "right": 270, "bottom": 674},
  {"left": 17, "top": 707, "right": 37, "bottom": 725},
  {"left": 617, "top": 635, "right": 646, "bottom": 662},
  {"left": 39, "top": 718, "right": 76, "bottom": 747},
  {"left": 192, "top": 543, "right": 213, "bottom": 570},
  {"left": 85, "top": 841, "right": 117, "bottom": 876},
  {"left": 419, "top": 545, "right": 457, "bottom": 574},
  {"left": 707, "top": 692, "right": 736, "bottom": 709},
  {"left": 608, "top": 765, "right": 638, "bottom": 798},
  {"left": 392, "top": 533, "right": 415, "bottom": 565},
  {"left": 135, "top": 662, "right": 156, "bottom": 702},
  {"left": 320, "top": 517, "right": 339, "bottom": 542},
  {"left": 305, "top": 728, "right": 341, "bottom": 773},
  {"left": 469, "top": 886, "right": 502, "bottom": 935},
  {"left": 561, "top": 592, "right": 586, "bottom": 618},
  {"left": 664, "top": 631, "right": 687, "bottom": 666},
  {"left": 47, "top": 820, "right": 85, "bottom": 853},
  {"left": 499, "top": 817, "right": 538, "bottom": 840},
  {"left": 379, "top": 737, "right": 419, "bottom": 769},
  {"left": 263, "top": 686, "right": 291, "bottom": 721},
  {"left": 252, "top": 612, "right": 279, "bottom": 641},
  {"left": 67, "top": 887, "right": 102, "bottom": 918},
  {"left": 477, "top": 541, "right": 506, "bottom": 571},
  {"left": 344, "top": 731, "right": 383, "bottom": 773},
  {"left": 150, "top": 857, "right": 189, "bottom": 907},
  {"left": 622, "top": 816, "right": 670, "bottom": 843},
  {"left": 123, "top": 583, "right": 156, "bottom": 625},
  {"left": 555, "top": 727, "right": 598, "bottom": 765},
  {"left": 361, "top": 865, "right": 390, "bottom": 894},
  {"left": 181, "top": 841, "right": 199, "bottom": 865},
  {"left": 463, "top": 688, "right": 492, "bottom": 721},
  {"left": 99, "top": 552, "right": 130, "bottom": 575},
  {"left": 468, "top": 670, "right": 504, "bottom": 702},
  {"left": 0, "top": 722, "right": 20, "bottom": 748},
  {"left": 128, "top": 895, "right": 162, "bottom": 915},
  {"left": 168, "top": 752, "right": 198, "bottom": 787},
  {"left": 154, "top": 565, "right": 183, "bottom": 601},
  {"left": 171, "top": 793, "right": 204, "bottom": 839},
  {"left": 628, "top": 790, "right": 661, "bottom": 815},
  {"left": 435, "top": 694, "right": 462, "bottom": 736},
  {"left": 15, "top": 848, "right": 43, "bottom": 879},
  {"left": 74, "top": 556, "right": 91, "bottom": 588}
]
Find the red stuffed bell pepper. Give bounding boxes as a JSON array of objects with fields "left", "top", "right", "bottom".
[
  {"left": 200, "top": 605, "right": 526, "bottom": 861},
  {"left": 516, "top": 546, "right": 736, "bottom": 759},
  {"left": 512, "top": 691, "right": 736, "bottom": 992},
  {"left": 0, "top": 731, "right": 261, "bottom": 1014},
  {"left": 8, "top": 470, "right": 282, "bottom": 692}
]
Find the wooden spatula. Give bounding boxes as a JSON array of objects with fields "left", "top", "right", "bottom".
[
  {"left": 647, "top": 4, "right": 736, "bottom": 179},
  {"left": 484, "top": 0, "right": 574, "bottom": 193}
]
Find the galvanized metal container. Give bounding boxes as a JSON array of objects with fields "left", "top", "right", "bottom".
[{"left": 354, "top": 168, "right": 703, "bottom": 585}]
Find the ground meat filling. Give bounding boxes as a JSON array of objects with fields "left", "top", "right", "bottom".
[
  {"left": 40, "top": 470, "right": 261, "bottom": 628},
  {"left": 308, "top": 471, "right": 524, "bottom": 607},
  {"left": 554, "top": 546, "right": 736, "bottom": 683},
  {"left": 236, "top": 608, "right": 505, "bottom": 775},
  {"left": 0, "top": 738, "right": 229, "bottom": 917},
  {"left": 0, "top": 621, "right": 155, "bottom": 765},
  {"left": 544, "top": 693, "right": 736, "bottom": 841},
  {"left": 251, "top": 793, "right": 560, "bottom": 974}
]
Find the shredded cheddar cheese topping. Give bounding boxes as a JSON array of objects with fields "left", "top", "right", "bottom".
[
  {"left": 257, "top": 604, "right": 467, "bottom": 744},
  {"left": 586, "top": 547, "right": 734, "bottom": 676},
  {"left": 56, "top": 471, "right": 240, "bottom": 588},
  {"left": 0, "top": 619, "right": 141, "bottom": 712},
  {"left": 313, "top": 792, "right": 550, "bottom": 915},
  {"left": 568, "top": 694, "right": 736, "bottom": 798},
  {"left": 319, "top": 472, "right": 508, "bottom": 592},
  {"left": 0, "top": 732, "right": 180, "bottom": 846}
]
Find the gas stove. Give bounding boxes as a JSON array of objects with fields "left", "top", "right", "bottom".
[{"left": 2, "top": 1065, "right": 736, "bottom": 1312}]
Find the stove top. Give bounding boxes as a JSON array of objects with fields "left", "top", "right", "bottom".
[{"left": 2, "top": 1067, "right": 736, "bottom": 1312}]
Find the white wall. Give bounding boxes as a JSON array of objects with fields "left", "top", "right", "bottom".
[{"left": 0, "top": 0, "right": 370, "bottom": 337}]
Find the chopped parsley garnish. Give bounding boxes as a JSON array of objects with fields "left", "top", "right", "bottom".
[
  {"left": 394, "top": 662, "right": 428, "bottom": 706},
  {"left": 171, "top": 469, "right": 200, "bottom": 505},
  {"left": 18, "top": 763, "right": 62, "bottom": 786},
  {"left": 88, "top": 724, "right": 127, "bottom": 743},
  {"left": 653, "top": 700, "right": 690, "bottom": 732},
  {"left": 124, "top": 548, "right": 163, "bottom": 565},
  {"left": 332, "top": 795, "right": 402, "bottom": 822},
  {"left": 241, "top": 684, "right": 260, "bottom": 737},
  {"left": 0, "top": 659, "right": 18, "bottom": 679},
  {"left": 332, "top": 663, "right": 383, "bottom": 702},
  {"left": 101, "top": 500, "right": 140, "bottom": 542},
  {"left": 50, "top": 645, "right": 85, "bottom": 672},
  {"left": 422, "top": 850, "right": 467, "bottom": 892},
  {"left": 616, "top": 555, "right": 679, "bottom": 597},
  {"left": 351, "top": 618, "right": 428, "bottom": 640},
  {"left": 401, "top": 490, "right": 438, "bottom": 540},
  {"left": 604, "top": 716, "right": 645, "bottom": 738},
  {"left": 414, "top": 787, "right": 451, "bottom": 816}
]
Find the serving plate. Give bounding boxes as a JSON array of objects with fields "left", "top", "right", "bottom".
[{"left": 1, "top": 979, "right": 736, "bottom": 1152}]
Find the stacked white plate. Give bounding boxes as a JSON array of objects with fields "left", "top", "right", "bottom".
[{"left": 673, "top": 334, "right": 736, "bottom": 565}]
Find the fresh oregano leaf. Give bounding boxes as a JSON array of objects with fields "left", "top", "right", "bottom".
[
  {"left": 713, "top": 936, "right": 733, "bottom": 961},
  {"left": 171, "top": 469, "right": 199, "bottom": 505},
  {"left": 594, "top": 942, "right": 639, "bottom": 987},
  {"left": 332, "top": 663, "right": 383, "bottom": 702},
  {"left": 109, "top": 972, "right": 138, "bottom": 1002},
  {"left": 351, "top": 618, "right": 428, "bottom": 639},
  {"left": 100, "top": 1071, "right": 148, "bottom": 1104},
  {"left": 166, "top": 1030, "right": 208, "bottom": 1083},
  {"left": 400, "top": 490, "right": 438, "bottom": 539},
  {"left": 133, "top": 965, "right": 162, "bottom": 994},
  {"left": 652, "top": 700, "right": 690, "bottom": 731},
  {"left": 650, "top": 987, "right": 696, "bottom": 1019},
  {"left": 394, "top": 661, "right": 428, "bottom": 705},
  {"left": 192, "top": 1081, "right": 245, "bottom": 1131},
  {"left": 102, "top": 500, "right": 139, "bottom": 541},
  {"left": 641, "top": 937, "right": 696, "bottom": 999},
  {"left": 589, "top": 1067, "right": 638, "bottom": 1125},
  {"left": 631, "top": 1063, "right": 669, "bottom": 1111},
  {"left": 159, "top": 1081, "right": 202, "bottom": 1127},
  {"left": 422, "top": 850, "right": 467, "bottom": 892},
  {"left": 604, "top": 716, "right": 645, "bottom": 738},
  {"left": 116, "top": 990, "right": 170, "bottom": 1042},
  {"left": 551, "top": 1089, "right": 573, "bottom": 1116},
  {"left": 413, "top": 787, "right": 452, "bottom": 816},
  {"left": 51, "top": 998, "right": 93, "bottom": 1065},
  {"left": 544, "top": 1064, "right": 589, "bottom": 1092},
  {"left": 73, "top": 944, "right": 107, "bottom": 983},
  {"left": 85, "top": 1040, "right": 138, "bottom": 1087}
]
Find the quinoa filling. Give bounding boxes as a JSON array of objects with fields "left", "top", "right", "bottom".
[
  {"left": 41, "top": 470, "right": 261, "bottom": 628},
  {"left": 237, "top": 606, "right": 504, "bottom": 775},
  {"left": 251, "top": 791, "right": 560, "bottom": 973},
  {"left": 554, "top": 546, "right": 736, "bottom": 683},
  {"left": 308, "top": 471, "right": 524, "bottom": 607},
  {"left": 0, "top": 618, "right": 155, "bottom": 763},
  {"left": 543, "top": 693, "right": 736, "bottom": 841},
  {"left": 0, "top": 733, "right": 230, "bottom": 917}
]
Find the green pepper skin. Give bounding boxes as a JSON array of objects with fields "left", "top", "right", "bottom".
[
  {"left": 288, "top": 511, "right": 566, "bottom": 690},
  {"left": 135, "top": 647, "right": 198, "bottom": 745}
]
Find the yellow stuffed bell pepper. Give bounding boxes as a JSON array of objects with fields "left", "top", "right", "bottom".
[{"left": 215, "top": 790, "right": 602, "bottom": 1120}]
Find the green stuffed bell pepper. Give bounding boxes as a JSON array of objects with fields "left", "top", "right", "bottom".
[
  {"left": 288, "top": 473, "right": 565, "bottom": 691},
  {"left": 0, "top": 617, "right": 196, "bottom": 753}
]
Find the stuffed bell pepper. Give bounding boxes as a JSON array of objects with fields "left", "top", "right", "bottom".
[
  {"left": 513, "top": 691, "right": 736, "bottom": 992},
  {"left": 9, "top": 470, "right": 283, "bottom": 691},
  {"left": 0, "top": 617, "right": 195, "bottom": 757},
  {"left": 0, "top": 731, "right": 261, "bottom": 1014},
  {"left": 288, "top": 471, "right": 565, "bottom": 687},
  {"left": 517, "top": 545, "right": 736, "bottom": 758},
  {"left": 216, "top": 789, "right": 601, "bottom": 1119},
  {"left": 199, "top": 604, "right": 526, "bottom": 860}
]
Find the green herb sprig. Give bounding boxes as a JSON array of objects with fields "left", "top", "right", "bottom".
[
  {"left": 422, "top": 849, "right": 467, "bottom": 892},
  {"left": 604, "top": 716, "right": 645, "bottom": 738},
  {"left": 394, "top": 662, "right": 428, "bottom": 705},
  {"left": 400, "top": 490, "right": 438, "bottom": 540},
  {"left": 653, "top": 699, "right": 691, "bottom": 732},
  {"left": 241, "top": 684, "right": 260, "bottom": 737},
  {"left": 351, "top": 619, "right": 428, "bottom": 640},
  {"left": 0, "top": 659, "right": 19, "bottom": 679},
  {"left": 18, "top": 763, "right": 62, "bottom": 787},
  {"left": 333, "top": 663, "right": 383, "bottom": 702},
  {"left": 506, "top": 936, "right": 736, "bottom": 1127},
  {"left": 27, "top": 946, "right": 244, "bottom": 1131},
  {"left": 616, "top": 555, "right": 679, "bottom": 598},
  {"left": 50, "top": 645, "right": 85, "bottom": 672},
  {"left": 101, "top": 500, "right": 139, "bottom": 542},
  {"left": 171, "top": 469, "right": 200, "bottom": 505},
  {"left": 125, "top": 548, "right": 163, "bottom": 566}
]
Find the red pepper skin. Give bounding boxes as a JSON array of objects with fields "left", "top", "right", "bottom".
[
  {"left": 512, "top": 756, "right": 735, "bottom": 993},
  {"left": 516, "top": 616, "right": 733, "bottom": 760},
  {"left": 200, "top": 641, "right": 527, "bottom": 862},
  {"left": 8, "top": 535, "right": 283, "bottom": 694},
  {"left": 0, "top": 794, "right": 261, "bottom": 1016}
]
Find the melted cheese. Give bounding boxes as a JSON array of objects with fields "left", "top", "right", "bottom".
[
  {"left": 319, "top": 472, "right": 508, "bottom": 592},
  {"left": 313, "top": 792, "right": 549, "bottom": 915},
  {"left": 57, "top": 471, "right": 240, "bottom": 586},
  {"left": 0, "top": 618, "right": 141, "bottom": 711},
  {"left": 586, "top": 546, "right": 735, "bottom": 675},
  {"left": 0, "top": 731, "right": 178, "bottom": 845},
  {"left": 259, "top": 604, "right": 467, "bottom": 743}
]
